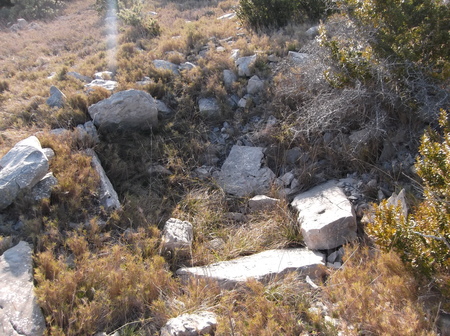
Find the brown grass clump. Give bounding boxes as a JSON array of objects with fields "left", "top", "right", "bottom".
[{"left": 324, "top": 247, "right": 436, "bottom": 336}]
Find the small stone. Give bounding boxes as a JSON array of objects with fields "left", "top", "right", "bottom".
[
  {"left": 248, "top": 195, "right": 280, "bottom": 212},
  {"left": 161, "top": 218, "right": 193, "bottom": 256}
]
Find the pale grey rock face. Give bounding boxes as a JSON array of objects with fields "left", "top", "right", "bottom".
[
  {"left": 67, "top": 71, "right": 92, "bottom": 83},
  {"left": 216, "top": 146, "right": 275, "bottom": 197},
  {"left": 248, "top": 195, "right": 280, "bottom": 212},
  {"left": 198, "top": 97, "right": 221, "bottom": 119},
  {"left": 46, "top": 86, "right": 66, "bottom": 108},
  {"left": 85, "top": 149, "right": 120, "bottom": 211},
  {"left": 161, "top": 218, "right": 193, "bottom": 256},
  {"left": 0, "top": 136, "right": 49, "bottom": 210},
  {"left": 288, "top": 52, "right": 310, "bottom": 64},
  {"left": 88, "top": 89, "right": 158, "bottom": 132},
  {"left": 291, "top": 180, "right": 357, "bottom": 250},
  {"left": 85, "top": 79, "right": 118, "bottom": 91},
  {"left": 153, "top": 60, "right": 180, "bottom": 75},
  {"left": 0, "top": 241, "right": 46, "bottom": 336},
  {"left": 28, "top": 172, "right": 58, "bottom": 202},
  {"left": 76, "top": 121, "right": 100, "bottom": 145},
  {"left": 386, "top": 189, "right": 408, "bottom": 218},
  {"left": 223, "top": 69, "right": 237, "bottom": 89},
  {"left": 177, "top": 248, "right": 325, "bottom": 289},
  {"left": 247, "top": 75, "right": 264, "bottom": 95},
  {"left": 160, "top": 311, "right": 217, "bottom": 336},
  {"left": 235, "top": 54, "right": 257, "bottom": 77}
]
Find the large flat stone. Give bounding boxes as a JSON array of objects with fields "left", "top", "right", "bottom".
[
  {"left": 176, "top": 248, "right": 325, "bottom": 289},
  {"left": 0, "top": 241, "right": 46, "bottom": 336},
  {"left": 216, "top": 146, "right": 275, "bottom": 197},
  {"left": 291, "top": 180, "right": 357, "bottom": 250}
]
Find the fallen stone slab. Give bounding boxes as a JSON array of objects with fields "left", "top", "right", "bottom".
[
  {"left": 160, "top": 311, "right": 217, "bottom": 336},
  {"left": 88, "top": 89, "right": 158, "bottom": 132},
  {"left": 0, "top": 241, "right": 46, "bottom": 336},
  {"left": 177, "top": 248, "right": 325, "bottom": 289},
  {"left": 85, "top": 149, "right": 120, "bottom": 211},
  {"left": 216, "top": 145, "right": 275, "bottom": 197},
  {"left": 0, "top": 136, "right": 49, "bottom": 210},
  {"left": 291, "top": 180, "right": 357, "bottom": 250}
]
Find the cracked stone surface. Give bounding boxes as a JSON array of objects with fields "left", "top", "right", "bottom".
[
  {"left": 177, "top": 248, "right": 325, "bottom": 289},
  {"left": 0, "top": 241, "right": 46, "bottom": 336}
]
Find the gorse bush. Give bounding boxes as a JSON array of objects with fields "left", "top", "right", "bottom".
[
  {"left": 0, "top": 0, "right": 66, "bottom": 21},
  {"left": 368, "top": 110, "right": 450, "bottom": 276},
  {"left": 237, "top": 0, "right": 331, "bottom": 31}
]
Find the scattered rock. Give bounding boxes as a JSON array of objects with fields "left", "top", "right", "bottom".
[
  {"left": 305, "top": 26, "right": 320, "bottom": 39},
  {"left": 217, "top": 12, "right": 236, "bottom": 20},
  {"left": 235, "top": 54, "right": 257, "bottom": 77},
  {"left": 160, "top": 311, "right": 217, "bottom": 336},
  {"left": 0, "top": 136, "right": 49, "bottom": 210},
  {"left": 288, "top": 52, "right": 310, "bottom": 64},
  {"left": 291, "top": 180, "right": 357, "bottom": 250},
  {"left": 85, "top": 149, "right": 120, "bottom": 211},
  {"left": 17, "top": 18, "right": 28, "bottom": 29},
  {"left": 46, "top": 86, "right": 66, "bottom": 108},
  {"left": 88, "top": 89, "right": 158, "bottom": 132},
  {"left": 42, "top": 148, "right": 55, "bottom": 160},
  {"left": 153, "top": 60, "right": 180, "bottom": 75},
  {"left": 27, "top": 172, "right": 58, "bottom": 202},
  {"left": 156, "top": 100, "right": 173, "bottom": 119},
  {"left": 248, "top": 195, "right": 280, "bottom": 212},
  {"left": 94, "top": 71, "right": 113, "bottom": 80},
  {"left": 161, "top": 218, "right": 193, "bottom": 256},
  {"left": 198, "top": 97, "right": 221, "bottom": 119},
  {"left": 238, "top": 95, "right": 252, "bottom": 109},
  {"left": 67, "top": 71, "right": 92, "bottom": 83},
  {"left": 0, "top": 241, "right": 46, "bottom": 336},
  {"left": 216, "top": 145, "right": 276, "bottom": 197},
  {"left": 223, "top": 69, "right": 237, "bottom": 89},
  {"left": 76, "top": 121, "right": 100, "bottom": 145},
  {"left": 179, "top": 62, "right": 196, "bottom": 71},
  {"left": 247, "top": 75, "right": 264, "bottom": 95},
  {"left": 386, "top": 189, "right": 408, "bottom": 218},
  {"left": 177, "top": 248, "right": 325, "bottom": 289},
  {"left": 280, "top": 171, "right": 295, "bottom": 187}
]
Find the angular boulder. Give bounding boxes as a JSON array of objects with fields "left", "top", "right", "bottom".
[
  {"left": 291, "top": 180, "right": 357, "bottom": 250},
  {"left": 46, "top": 86, "right": 66, "bottom": 108},
  {"left": 0, "top": 241, "right": 46, "bottom": 336},
  {"left": 85, "top": 149, "right": 120, "bottom": 211},
  {"left": 88, "top": 89, "right": 158, "bottom": 132},
  {"left": 153, "top": 60, "right": 180, "bottom": 75},
  {"left": 235, "top": 54, "right": 256, "bottom": 77},
  {"left": 161, "top": 218, "right": 193, "bottom": 256},
  {"left": 160, "top": 311, "right": 217, "bottom": 336},
  {"left": 216, "top": 146, "right": 275, "bottom": 197},
  {"left": 177, "top": 248, "right": 325, "bottom": 289},
  {"left": 0, "top": 136, "right": 49, "bottom": 210},
  {"left": 247, "top": 75, "right": 264, "bottom": 95},
  {"left": 198, "top": 98, "right": 220, "bottom": 119}
]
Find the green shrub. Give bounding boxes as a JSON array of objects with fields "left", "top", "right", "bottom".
[
  {"left": 237, "top": 0, "right": 331, "bottom": 31},
  {"left": 0, "top": 0, "right": 66, "bottom": 21},
  {"left": 118, "top": 0, "right": 161, "bottom": 40},
  {"left": 368, "top": 110, "right": 450, "bottom": 276}
]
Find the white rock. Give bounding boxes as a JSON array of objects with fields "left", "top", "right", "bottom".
[
  {"left": 160, "top": 311, "right": 217, "bottom": 336},
  {"left": 247, "top": 75, "right": 264, "bottom": 95},
  {"left": 0, "top": 241, "right": 46, "bottom": 336},
  {"left": 161, "top": 218, "right": 193, "bottom": 255},
  {"left": 85, "top": 149, "right": 120, "bottom": 211},
  {"left": 235, "top": 54, "right": 257, "bottom": 77},
  {"left": 28, "top": 172, "right": 58, "bottom": 201},
  {"left": 177, "top": 248, "right": 325, "bottom": 289},
  {"left": 17, "top": 18, "right": 28, "bottom": 29},
  {"left": 216, "top": 146, "right": 275, "bottom": 197},
  {"left": 88, "top": 89, "right": 158, "bottom": 132},
  {"left": 94, "top": 71, "right": 113, "bottom": 80},
  {"left": 230, "top": 49, "right": 240, "bottom": 60},
  {"left": 305, "top": 26, "right": 320, "bottom": 39},
  {"left": 0, "top": 136, "right": 49, "bottom": 210},
  {"left": 291, "top": 180, "right": 357, "bottom": 250},
  {"left": 281, "top": 172, "right": 295, "bottom": 187},
  {"left": 249, "top": 195, "right": 280, "bottom": 212},
  {"left": 386, "top": 189, "right": 408, "bottom": 218},
  {"left": 85, "top": 79, "right": 118, "bottom": 91},
  {"left": 217, "top": 13, "right": 236, "bottom": 20}
]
